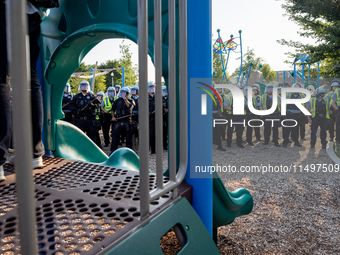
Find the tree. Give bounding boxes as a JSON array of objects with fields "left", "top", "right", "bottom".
[
  {"left": 213, "top": 52, "right": 230, "bottom": 83},
  {"left": 231, "top": 48, "right": 263, "bottom": 78},
  {"left": 117, "top": 41, "right": 138, "bottom": 87},
  {"left": 68, "top": 62, "right": 107, "bottom": 94},
  {"left": 98, "top": 59, "right": 120, "bottom": 91},
  {"left": 260, "top": 64, "right": 277, "bottom": 83},
  {"left": 278, "top": 0, "right": 340, "bottom": 77},
  {"left": 68, "top": 62, "right": 90, "bottom": 94},
  {"left": 230, "top": 48, "right": 277, "bottom": 83}
]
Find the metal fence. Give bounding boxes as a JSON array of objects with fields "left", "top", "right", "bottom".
[{"left": 138, "top": 0, "right": 188, "bottom": 219}]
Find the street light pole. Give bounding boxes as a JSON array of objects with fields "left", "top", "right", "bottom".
[{"left": 111, "top": 72, "right": 114, "bottom": 87}]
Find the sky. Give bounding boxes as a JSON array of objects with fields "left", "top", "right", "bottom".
[{"left": 82, "top": 0, "right": 315, "bottom": 83}]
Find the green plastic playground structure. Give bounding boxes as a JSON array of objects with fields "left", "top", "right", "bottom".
[{"left": 39, "top": 0, "right": 253, "bottom": 251}]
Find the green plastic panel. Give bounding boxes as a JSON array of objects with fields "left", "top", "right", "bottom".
[
  {"left": 212, "top": 172, "right": 253, "bottom": 228},
  {"left": 40, "top": 0, "right": 174, "bottom": 152},
  {"left": 54, "top": 120, "right": 108, "bottom": 162},
  {"left": 101, "top": 147, "right": 140, "bottom": 171},
  {"left": 103, "top": 197, "right": 220, "bottom": 255}
]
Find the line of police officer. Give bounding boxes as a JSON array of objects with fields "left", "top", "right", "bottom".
[
  {"left": 213, "top": 79, "right": 340, "bottom": 151},
  {"left": 62, "top": 81, "right": 169, "bottom": 154}
]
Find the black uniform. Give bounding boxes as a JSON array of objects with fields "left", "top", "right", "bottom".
[
  {"left": 69, "top": 92, "right": 100, "bottom": 144},
  {"left": 62, "top": 93, "right": 74, "bottom": 124},
  {"left": 102, "top": 97, "right": 115, "bottom": 146},
  {"left": 246, "top": 96, "right": 261, "bottom": 144},
  {"left": 110, "top": 97, "right": 134, "bottom": 152},
  {"left": 94, "top": 104, "right": 104, "bottom": 149},
  {"left": 213, "top": 94, "right": 223, "bottom": 148},
  {"left": 131, "top": 95, "right": 139, "bottom": 138},
  {"left": 262, "top": 94, "right": 280, "bottom": 146},
  {"left": 282, "top": 93, "right": 304, "bottom": 146},
  {"left": 163, "top": 96, "right": 168, "bottom": 150},
  {"left": 310, "top": 98, "right": 328, "bottom": 147},
  {"left": 226, "top": 95, "right": 244, "bottom": 147},
  {"left": 149, "top": 94, "right": 156, "bottom": 153}
]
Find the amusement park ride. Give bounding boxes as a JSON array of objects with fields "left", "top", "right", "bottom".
[{"left": 1, "top": 1, "right": 253, "bottom": 254}]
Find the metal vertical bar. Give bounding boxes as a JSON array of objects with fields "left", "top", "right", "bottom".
[
  {"left": 6, "top": 1, "right": 38, "bottom": 254},
  {"left": 154, "top": 0, "right": 163, "bottom": 190},
  {"left": 237, "top": 30, "right": 243, "bottom": 84},
  {"left": 168, "top": 0, "right": 177, "bottom": 198},
  {"left": 138, "top": 0, "right": 150, "bottom": 219},
  {"left": 283, "top": 70, "right": 285, "bottom": 87},
  {"left": 178, "top": 0, "right": 188, "bottom": 182}
]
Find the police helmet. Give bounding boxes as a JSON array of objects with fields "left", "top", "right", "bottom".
[
  {"left": 79, "top": 80, "right": 90, "bottom": 91},
  {"left": 131, "top": 85, "right": 139, "bottom": 95},
  {"left": 331, "top": 79, "right": 340, "bottom": 88},
  {"left": 148, "top": 83, "right": 156, "bottom": 93},
  {"left": 64, "top": 83, "right": 71, "bottom": 93},
  {"left": 97, "top": 92, "right": 104, "bottom": 96},
  {"left": 115, "top": 84, "right": 121, "bottom": 92},
  {"left": 162, "top": 86, "right": 168, "bottom": 96},
  {"left": 119, "top": 87, "right": 129, "bottom": 98},
  {"left": 252, "top": 84, "right": 260, "bottom": 91},
  {"left": 121, "top": 87, "right": 130, "bottom": 93},
  {"left": 316, "top": 87, "right": 326, "bottom": 96},
  {"left": 88, "top": 90, "right": 93, "bottom": 94},
  {"left": 265, "top": 83, "right": 274, "bottom": 93},
  {"left": 292, "top": 83, "right": 302, "bottom": 88}
]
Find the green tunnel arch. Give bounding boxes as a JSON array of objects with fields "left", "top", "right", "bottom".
[{"left": 40, "top": 0, "right": 177, "bottom": 152}]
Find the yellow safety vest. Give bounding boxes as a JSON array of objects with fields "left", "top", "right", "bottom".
[
  {"left": 262, "top": 94, "right": 280, "bottom": 112},
  {"left": 310, "top": 98, "right": 330, "bottom": 119},
  {"left": 103, "top": 97, "right": 113, "bottom": 113}
]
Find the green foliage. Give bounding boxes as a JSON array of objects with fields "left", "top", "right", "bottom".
[
  {"left": 231, "top": 48, "right": 276, "bottom": 82},
  {"left": 118, "top": 42, "right": 138, "bottom": 86},
  {"left": 278, "top": 0, "right": 340, "bottom": 77},
  {"left": 231, "top": 48, "right": 263, "bottom": 77},
  {"left": 213, "top": 53, "right": 230, "bottom": 83},
  {"left": 260, "top": 64, "right": 277, "bottom": 82},
  {"left": 68, "top": 41, "right": 138, "bottom": 94}
]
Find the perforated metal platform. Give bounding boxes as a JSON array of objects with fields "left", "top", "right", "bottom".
[{"left": 0, "top": 156, "right": 192, "bottom": 255}]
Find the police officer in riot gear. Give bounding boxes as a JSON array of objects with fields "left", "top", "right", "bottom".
[
  {"left": 162, "top": 86, "right": 169, "bottom": 150},
  {"left": 94, "top": 91, "right": 104, "bottom": 148},
  {"left": 148, "top": 83, "right": 157, "bottom": 154},
  {"left": 131, "top": 85, "right": 139, "bottom": 124},
  {"left": 102, "top": 87, "right": 115, "bottom": 147},
  {"left": 224, "top": 85, "right": 244, "bottom": 148},
  {"left": 282, "top": 83, "right": 304, "bottom": 147},
  {"left": 62, "top": 83, "right": 74, "bottom": 124},
  {"left": 114, "top": 84, "right": 121, "bottom": 99},
  {"left": 110, "top": 87, "right": 134, "bottom": 153},
  {"left": 307, "top": 87, "right": 329, "bottom": 149},
  {"left": 328, "top": 79, "right": 340, "bottom": 142},
  {"left": 262, "top": 84, "right": 281, "bottom": 147},
  {"left": 245, "top": 86, "right": 262, "bottom": 145},
  {"left": 213, "top": 86, "right": 226, "bottom": 151},
  {"left": 69, "top": 80, "right": 101, "bottom": 144}
]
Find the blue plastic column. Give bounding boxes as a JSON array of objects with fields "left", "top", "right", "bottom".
[
  {"left": 90, "top": 67, "right": 93, "bottom": 85},
  {"left": 302, "top": 64, "right": 305, "bottom": 85},
  {"left": 317, "top": 62, "right": 320, "bottom": 88},
  {"left": 283, "top": 71, "right": 285, "bottom": 87},
  {"left": 122, "top": 66, "right": 125, "bottom": 87},
  {"left": 186, "top": 0, "right": 213, "bottom": 236}
]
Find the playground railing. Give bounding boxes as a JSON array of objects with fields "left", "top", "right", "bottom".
[
  {"left": 6, "top": 2, "right": 38, "bottom": 254},
  {"left": 138, "top": 0, "right": 188, "bottom": 220}
]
